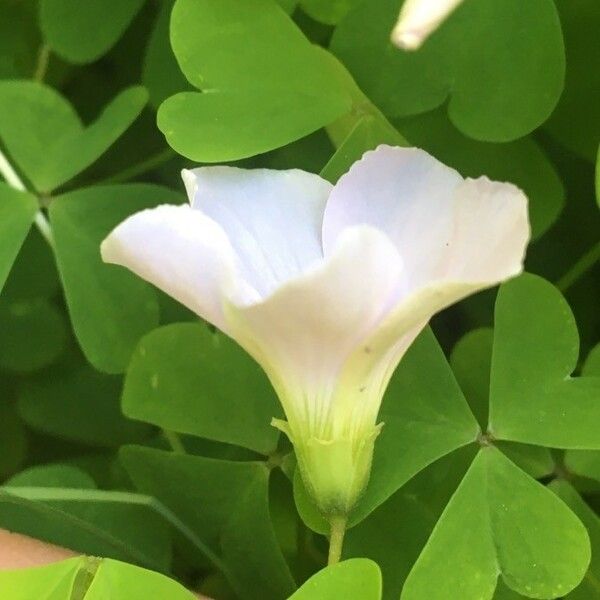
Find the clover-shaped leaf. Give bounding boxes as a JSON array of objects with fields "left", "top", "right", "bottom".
[
  {"left": 40, "top": 0, "right": 145, "bottom": 64},
  {"left": 450, "top": 327, "right": 554, "bottom": 479},
  {"left": 289, "top": 559, "right": 381, "bottom": 599},
  {"left": 19, "top": 362, "right": 153, "bottom": 448},
  {"left": 0, "top": 557, "right": 197, "bottom": 600},
  {"left": 299, "top": 0, "right": 362, "bottom": 25},
  {"left": 49, "top": 185, "right": 182, "bottom": 373},
  {"left": 489, "top": 274, "right": 600, "bottom": 448},
  {"left": 158, "top": 0, "right": 352, "bottom": 161},
  {"left": 331, "top": 0, "right": 565, "bottom": 142},
  {"left": 550, "top": 480, "right": 600, "bottom": 600},
  {"left": 402, "top": 447, "right": 590, "bottom": 600},
  {"left": 0, "top": 184, "right": 37, "bottom": 293},
  {"left": 123, "top": 323, "right": 282, "bottom": 454},
  {"left": 545, "top": 0, "right": 600, "bottom": 161},
  {"left": 0, "top": 82, "right": 147, "bottom": 193},
  {"left": 142, "top": 0, "right": 189, "bottom": 109},
  {"left": 563, "top": 344, "right": 600, "bottom": 482},
  {"left": 0, "top": 487, "right": 171, "bottom": 572},
  {"left": 121, "top": 446, "right": 296, "bottom": 600},
  {"left": 0, "top": 297, "right": 67, "bottom": 373}
]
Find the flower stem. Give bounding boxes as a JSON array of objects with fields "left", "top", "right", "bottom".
[
  {"left": 0, "top": 147, "right": 55, "bottom": 250},
  {"left": 163, "top": 429, "right": 186, "bottom": 454},
  {"left": 94, "top": 148, "right": 177, "bottom": 185},
  {"left": 557, "top": 241, "right": 600, "bottom": 293},
  {"left": 327, "top": 514, "right": 347, "bottom": 565},
  {"left": 34, "top": 44, "right": 51, "bottom": 83}
]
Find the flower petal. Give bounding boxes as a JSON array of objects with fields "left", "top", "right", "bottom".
[
  {"left": 222, "top": 225, "right": 404, "bottom": 438},
  {"left": 182, "top": 166, "right": 332, "bottom": 298},
  {"left": 101, "top": 204, "right": 254, "bottom": 331},
  {"left": 340, "top": 175, "right": 529, "bottom": 398},
  {"left": 322, "top": 145, "right": 463, "bottom": 283},
  {"left": 323, "top": 145, "right": 529, "bottom": 289},
  {"left": 391, "top": 0, "right": 465, "bottom": 50}
]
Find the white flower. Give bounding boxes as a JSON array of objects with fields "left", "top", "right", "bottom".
[
  {"left": 101, "top": 145, "right": 529, "bottom": 517},
  {"left": 391, "top": 0, "right": 464, "bottom": 50}
]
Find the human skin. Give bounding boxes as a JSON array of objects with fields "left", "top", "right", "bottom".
[{"left": 0, "top": 529, "right": 209, "bottom": 598}]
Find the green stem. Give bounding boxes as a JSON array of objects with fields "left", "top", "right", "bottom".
[
  {"left": 34, "top": 44, "right": 51, "bottom": 83},
  {"left": 327, "top": 514, "right": 347, "bottom": 565},
  {"left": 0, "top": 147, "right": 55, "bottom": 249},
  {"left": 163, "top": 429, "right": 186, "bottom": 454},
  {"left": 557, "top": 241, "right": 600, "bottom": 292},
  {"left": 95, "top": 148, "right": 177, "bottom": 185}
]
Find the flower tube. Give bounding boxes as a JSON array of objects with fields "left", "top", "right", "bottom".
[{"left": 101, "top": 146, "right": 529, "bottom": 545}]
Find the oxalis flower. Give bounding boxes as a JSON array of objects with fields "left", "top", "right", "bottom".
[
  {"left": 391, "top": 0, "right": 465, "bottom": 50},
  {"left": 101, "top": 145, "right": 529, "bottom": 525}
]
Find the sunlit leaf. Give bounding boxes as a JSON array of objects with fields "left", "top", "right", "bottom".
[
  {"left": 123, "top": 323, "right": 281, "bottom": 454},
  {"left": 331, "top": 0, "right": 564, "bottom": 141},
  {"left": 40, "top": 0, "right": 145, "bottom": 64},
  {"left": 402, "top": 447, "right": 590, "bottom": 600},
  {"left": 158, "top": 0, "right": 352, "bottom": 161},
  {"left": 489, "top": 274, "right": 600, "bottom": 448},
  {"left": 289, "top": 559, "right": 381, "bottom": 599},
  {"left": 0, "top": 184, "right": 37, "bottom": 292},
  {"left": 121, "top": 445, "right": 296, "bottom": 599},
  {"left": 50, "top": 184, "right": 182, "bottom": 373},
  {"left": 0, "top": 82, "right": 147, "bottom": 192}
]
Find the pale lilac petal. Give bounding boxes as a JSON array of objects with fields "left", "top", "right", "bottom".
[
  {"left": 391, "top": 0, "right": 465, "bottom": 50},
  {"left": 182, "top": 166, "right": 332, "bottom": 298},
  {"left": 323, "top": 145, "right": 463, "bottom": 284},
  {"left": 101, "top": 204, "right": 256, "bottom": 331},
  {"left": 223, "top": 225, "right": 404, "bottom": 439}
]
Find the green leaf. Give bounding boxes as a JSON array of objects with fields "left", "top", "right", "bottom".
[
  {"left": 120, "top": 445, "right": 296, "bottom": 600},
  {"left": 450, "top": 327, "right": 554, "bottom": 479},
  {"left": 563, "top": 345, "right": 600, "bottom": 482},
  {"left": 296, "top": 328, "right": 479, "bottom": 532},
  {"left": 596, "top": 145, "right": 600, "bottom": 207},
  {"left": 123, "top": 323, "right": 281, "bottom": 454},
  {"left": 0, "top": 557, "right": 79, "bottom": 600},
  {"left": 2, "top": 228, "right": 61, "bottom": 302},
  {"left": 0, "top": 398, "right": 28, "bottom": 479},
  {"left": 583, "top": 343, "right": 600, "bottom": 376},
  {"left": 40, "top": 0, "right": 145, "bottom": 64},
  {"left": 450, "top": 327, "right": 493, "bottom": 429},
  {"left": 331, "top": 0, "right": 565, "bottom": 142},
  {"left": 0, "top": 487, "right": 172, "bottom": 572},
  {"left": 544, "top": 0, "right": 600, "bottom": 161},
  {"left": 299, "top": 0, "right": 362, "bottom": 25},
  {"left": 158, "top": 0, "right": 352, "bottom": 161},
  {"left": 320, "top": 114, "right": 406, "bottom": 184},
  {"left": 18, "top": 364, "right": 153, "bottom": 447},
  {"left": 396, "top": 108, "right": 564, "bottom": 239},
  {"left": 0, "top": 184, "right": 37, "bottom": 292},
  {"left": 6, "top": 464, "right": 97, "bottom": 489},
  {"left": 489, "top": 274, "right": 600, "bottom": 448},
  {"left": 0, "top": 1, "right": 40, "bottom": 78},
  {"left": 143, "top": 0, "right": 189, "bottom": 109},
  {"left": 49, "top": 184, "right": 182, "bottom": 373},
  {"left": 0, "top": 297, "right": 67, "bottom": 373},
  {"left": 84, "top": 558, "right": 197, "bottom": 599},
  {"left": 0, "top": 82, "right": 147, "bottom": 192},
  {"left": 402, "top": 447, "right": 590, "bottom": 600},
  {"left": 345, "top": 446, "right": 477, "bottom": 600},
  {"left": 549, "top": 480, "right": 600, "bottom": 599},
  {"left": 289, "top": 559, "right": 381, "bottom": 599},
  {"left": 564, "top": 451, "right": 600, "bottom": 483},
  {"left": 0, "top": 557, "right": 198, "bottom": 600}
]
